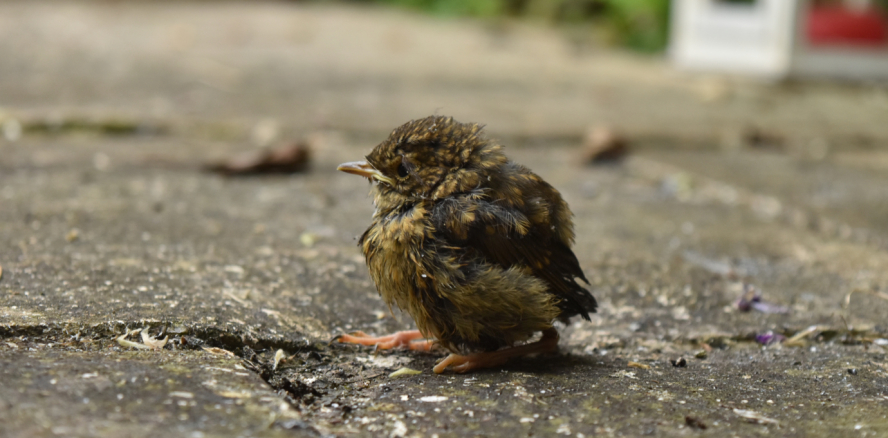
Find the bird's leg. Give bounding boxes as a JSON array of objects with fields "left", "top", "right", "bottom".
[
  {"left": 433, "top": 328, "right": 559, "bottom": 374},
  {"left": 337, "top": 330, "right": 435, "bottom": 351}
]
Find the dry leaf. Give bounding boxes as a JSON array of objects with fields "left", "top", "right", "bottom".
[
  {"left": 733, "top": 409, "right": 779, "bottom": 425},
  {"left": 202, "top": 347, "right": 236, "bottom": 357},
  {"left": 784, "top": 325, "right": 830, "bottom": 347},
  {"left": 140, "top": 328, "right": 169, "bottom": 350},
  {"left": 845, "top": 287, "right": 888, "bottom": 308},
  {"left": 116, "top": 328, "right": 167, "bottom": 351},
  {"left": 273, "top": 349, "right": 286, "bottom": 370},
  {"left": 389, "top": 367, "right": 422, "bottom": 378},
  {"left": 116, "top": 333, "right": 152, "bottom": 350},
  {"left": 206, "top": 141, "right": 311, "bottom": 176}
]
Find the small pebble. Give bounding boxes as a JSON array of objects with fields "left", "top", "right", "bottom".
[
  {"left": 671, "top": 357, "right": 688, "bottom": 368},
  {"left": 66, "top": 229, "right": 80, "bottom": 242}
]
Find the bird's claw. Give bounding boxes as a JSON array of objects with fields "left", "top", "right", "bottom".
[
  {"left": 335, "top": 330, "right": 433, "bottom": 352},
  {"left": 433, "top": 353, "right": 507, "bottom": 374},
  {"left": 329, "top": 330, "right": 371, "bottom": 346}
]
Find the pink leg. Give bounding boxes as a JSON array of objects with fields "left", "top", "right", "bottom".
[
  {"left": 337, "top": 330, "right": 434, "bottom": 351},
  {"left": 433, "top": 328, "right": 559, "bottom": 374}
]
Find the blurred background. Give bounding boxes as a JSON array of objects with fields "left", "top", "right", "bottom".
[
  {"left": 1, "top": 0, "right": 887, "bottom": 236},
  {"left": 0, "top": 0, "right": 885, "bottom": 148},
  {"left": 0, "top": 0, "right": 888, "bottom": 146},
  {"left": 3, "top": 3, "right": 888, "bottom": 435}
]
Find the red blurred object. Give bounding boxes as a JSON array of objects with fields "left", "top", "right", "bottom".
[{"left": 806, "top": 4, "right": 888, "bottom": 47}]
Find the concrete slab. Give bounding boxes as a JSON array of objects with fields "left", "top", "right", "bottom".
[
  {"left": 1, "top": 2, "right": 887, "bottom": 437},
  {"left": 0, "top": 347, "right": 310, "bottom": 438},
  {"left": 0, "top": 1, "right": 886, "bottom": 144}
]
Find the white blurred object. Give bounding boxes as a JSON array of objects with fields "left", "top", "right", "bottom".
[
  {"left": 671, "top": 0, "right": 888, "bottom": 80},
  {"left": 251, "top": 118, "right": 280, "bottom": 147},
  {"left": 2, "top": 118, "right": 22, "bottom": 142}
]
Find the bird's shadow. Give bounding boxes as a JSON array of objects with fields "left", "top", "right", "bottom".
[
  {"left": 328, "top": 335, "right": 619, "bottom": 382},
  {"left": 404, "top": 349, "right": 617, "bottom": 379}
]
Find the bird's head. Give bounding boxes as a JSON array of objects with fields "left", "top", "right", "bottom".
[{"left": 338, "top": 116, "right": 507, "bottom": 212}]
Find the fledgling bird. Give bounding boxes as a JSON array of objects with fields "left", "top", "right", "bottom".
[{"left": 337, "top": 116, "right": 597, "bottom": 373}]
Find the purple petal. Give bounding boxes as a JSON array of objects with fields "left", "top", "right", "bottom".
[
  {"left": 755, "top": 331, "right": 786, "bottom": 345},
  {"left": 751, "top": 301, "right": 791, "bottom": 315},
  {"left": 735, "top": 284, "right": 787, "bottom": 314}
]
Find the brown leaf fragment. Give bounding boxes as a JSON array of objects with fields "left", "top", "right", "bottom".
[
  {"left": 685, "top": 415, "right": 707, "bottom": 429},
  {"left": 583, "top": 126, "right": 629, "bottom": 164},
  {"left": 627, "top": 361, "right": 651, "bottom": 370},
  {"left": 206, "top": 140, "right": 311, "bottom": 175}
]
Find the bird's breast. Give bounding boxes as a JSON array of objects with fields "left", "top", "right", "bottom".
[{"left": 361, "top": 203, "right": 434, "bottom": 313}]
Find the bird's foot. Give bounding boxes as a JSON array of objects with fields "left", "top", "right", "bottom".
[
  {"left": 433, "top": 328, "right": 559, "bottom": 374},
  {"left": 336, "top": 330, "right": 434, "bottom": 351}
]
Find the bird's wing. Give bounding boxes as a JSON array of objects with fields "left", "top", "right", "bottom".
[{"left": 430, "top": 195, "right": 597, "bottom": 320}]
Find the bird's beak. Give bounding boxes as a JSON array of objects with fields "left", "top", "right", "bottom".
[{"left": 337, "top": 161, "right": 394, "bottom": 185}]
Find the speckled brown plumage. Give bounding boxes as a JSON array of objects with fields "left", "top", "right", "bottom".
[{"left": 337, "top": 115, "right": 597, "bottom": 373}]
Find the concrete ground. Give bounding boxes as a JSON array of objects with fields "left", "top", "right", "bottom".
[{"left": 1, "top": 2, "right": 887, "bottom": 437}]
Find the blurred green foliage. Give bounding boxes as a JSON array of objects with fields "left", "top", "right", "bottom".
[
  {"left": 584, "top": 0, "right": 670, "bottom": 52},
  {"left": 366, "top": 0, "right": 507, "bottom": 17},
  {"left": 345, "top": 0, "right": 671, "bottom": 52}
]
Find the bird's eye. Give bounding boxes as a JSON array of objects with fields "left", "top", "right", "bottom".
[{"left": 396, "top": 162, "right": 409, "bottom": 178}]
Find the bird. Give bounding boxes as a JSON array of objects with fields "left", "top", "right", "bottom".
[{"left": 336, "top": 115, "right": 597, "bottom": 373}]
